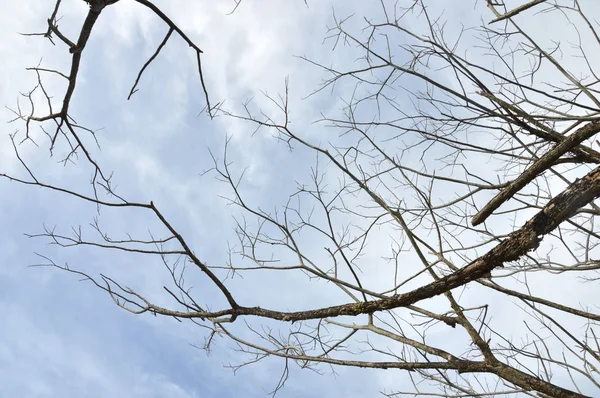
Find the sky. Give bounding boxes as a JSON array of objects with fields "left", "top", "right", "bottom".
[
  {"left": 1, "top": 0, "right": 599, "bottom": 397},
  {"left": 0, "top": 1, "right": 410, "bottom": 396}
]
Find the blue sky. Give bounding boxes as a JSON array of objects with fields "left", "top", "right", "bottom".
[
  {"left": 0, "top": 1, "right": 401, "bottom": 396},
  {"left": 2, "top": 0, "right": 600, "bottom": 397}
]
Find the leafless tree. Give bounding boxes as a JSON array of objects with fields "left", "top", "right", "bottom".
[{"left": 3, "top": 0, "right": 600, "bottom": 396}]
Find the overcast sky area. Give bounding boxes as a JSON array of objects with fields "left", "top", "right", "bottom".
[{"left": 1, "top": 0, "right": 599, "bottom": 397}]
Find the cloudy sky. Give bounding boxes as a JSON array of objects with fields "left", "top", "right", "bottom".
[
  {"left": 1, "top": 0, "right": 599, "bottom": 397},
  {"left": 0, "top": 1, "right": 407, "bottom": 396}
]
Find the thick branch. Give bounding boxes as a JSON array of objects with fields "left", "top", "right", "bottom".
[
  {"left": 472, "top": 120, "right": 600, "bottom": 225},
  {"left": 489, "top": 0, "right": 548, "bottom": 24},
  {"left": 142, "top": 164, "right": 600, "bottom": 323}
]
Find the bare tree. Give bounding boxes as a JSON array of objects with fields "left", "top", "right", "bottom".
[{"left": 3, "top": 0, "right": 600, "bottom": 396}]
